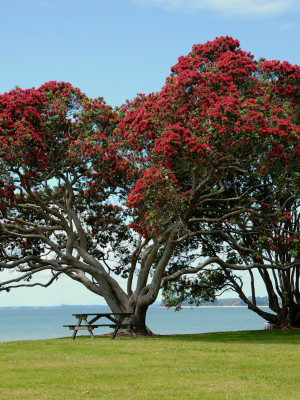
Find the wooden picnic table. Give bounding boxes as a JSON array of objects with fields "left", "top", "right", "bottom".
[{"left": 63, "top": 312, "right": 136, "bottom": 340}]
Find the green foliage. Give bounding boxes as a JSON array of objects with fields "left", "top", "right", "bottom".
[{"left": 162, "top": 269, "right": 230, "bottom": 309}]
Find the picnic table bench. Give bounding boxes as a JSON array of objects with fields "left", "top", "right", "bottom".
[{"left": 63, "top": 312, "right": 138, "bottom": 339}]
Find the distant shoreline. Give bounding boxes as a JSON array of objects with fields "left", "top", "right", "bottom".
[
  {"left": 159, "top": 305, "right": 270, "bottom": 309},
  {"left": 0, "top": 304, "right": 271, "bottom": 310}
]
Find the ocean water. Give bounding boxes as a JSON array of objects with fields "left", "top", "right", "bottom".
[{"left": 0, "top": 306, "right": 270, "bottom": 342}]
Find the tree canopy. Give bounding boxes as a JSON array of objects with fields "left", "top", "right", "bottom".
[
  {"left": 115, "top": 36, "right": 299, "bottom": 328},
  {"left": 1, "top": 36, "right": 299, "bottom": 330}
]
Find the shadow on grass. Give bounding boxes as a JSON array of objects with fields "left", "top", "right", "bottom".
[
  {"left": 59, "top": 330, "right": 299, "bottom": 345},
  {"left": 156, "top": 330, "right": 300, "bottom": 344}
]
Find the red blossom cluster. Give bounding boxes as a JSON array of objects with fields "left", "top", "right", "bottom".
[
  {"left": 0, "top": 37, "right": 299, "bottom": 250},
  {"left": 0, "top": 87, "right": 47, "bottom": 168},
  {"left": 116, "top": 36, "right": 299, "bottom": 236}
]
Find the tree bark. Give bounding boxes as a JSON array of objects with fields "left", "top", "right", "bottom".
[{"left": 225, "top": 269, "right": 300, "bottom": 329}]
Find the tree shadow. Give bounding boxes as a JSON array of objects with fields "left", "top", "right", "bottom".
[{"left": 157, "top": 330, "right": 300, "bottom": 344}]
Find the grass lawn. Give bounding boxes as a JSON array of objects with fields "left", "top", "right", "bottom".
[{"left": 0, "top": 330, "right": 299, "bottom": 400}]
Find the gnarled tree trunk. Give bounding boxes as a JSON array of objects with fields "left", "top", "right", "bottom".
[{"left": 225, "top": 268, "right": 300, "bottom": 329}]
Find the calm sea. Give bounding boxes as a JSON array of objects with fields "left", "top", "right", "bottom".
[{"left": 0, "top": 306, "right": 270, "bottom": 342}]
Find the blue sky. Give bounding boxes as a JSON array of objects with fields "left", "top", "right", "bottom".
[
  {"left": 1, "top": 0, "right": 299, "bottom": 108},
  {"left": 0, "top": 0, "right": 299, "bottom": 306}
]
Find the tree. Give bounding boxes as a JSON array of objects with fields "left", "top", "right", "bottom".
[
  {"left": 0, "top": 81, "right": 190, "bottom": 333},
  {"left": 161, "top": 160, "right": 299, "bottom": 327},
  {"left": 1, "top": 37, "right": 299, "bottom": 332},
  {"left": 0, "top": 81, "right": 133, "bottom": 318},
  {"left": 116, "top": 36, "right": 300, "bottom": 328}
]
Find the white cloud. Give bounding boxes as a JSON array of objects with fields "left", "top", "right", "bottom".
[{"left": 132, "top": 0, "right": 297, "bottom": 18}]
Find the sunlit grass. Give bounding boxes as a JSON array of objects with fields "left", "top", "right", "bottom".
[{"left": 0, "top": 331, "right": 299, "bottom": 400}]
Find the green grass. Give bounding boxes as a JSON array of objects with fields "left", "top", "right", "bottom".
[{"left": 0, "top": 331, "right": 299, "bottom": 400}]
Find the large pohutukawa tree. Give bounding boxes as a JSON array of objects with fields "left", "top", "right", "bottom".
[
  {"left": 116, "top": 36, "right": 300, "bottom": 328},
  {"left": 0, "top": 37, "right": 299, "bottom": 332}
]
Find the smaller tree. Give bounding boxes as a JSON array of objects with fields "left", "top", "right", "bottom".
[{"left": 161, "top": 192, "right": 299, "bottom": 328}]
